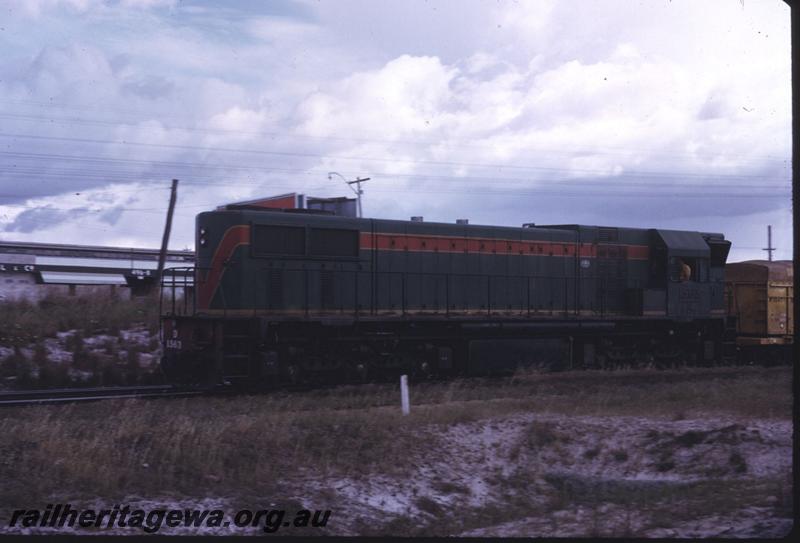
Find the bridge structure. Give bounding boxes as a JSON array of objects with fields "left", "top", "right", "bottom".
[{"left": 0, "top": 240, "right": 194, "bottom": 301}]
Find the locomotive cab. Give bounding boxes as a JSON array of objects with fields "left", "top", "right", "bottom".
[{"left": 646, "top": 229, "right": 729, "bottom": 320}]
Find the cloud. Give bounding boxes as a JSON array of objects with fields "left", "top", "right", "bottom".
[
  {"left": 4, "top": 205, "right": 89, "bottom": 233},
  {"left": 98, "top": 205, "right": 124, "bottom": 225},
  {"left": 5, "top": 0, "right": 94, "bottom": 18},
  {"left": 117, "top": 0, "right": 176, "bottom": 9},
  {"left": 245, "top": 16, "right": 320, "bottom": 44},
  {"left": 293, "top": 45, "right": 787, "bottom": 192},
  {"left": 296, "top": 55, "right": 459, "bottom": 140},
  {"left": 121, "top": 75, "right": 175, "bottom": 100},
  {"left": 0, "top": 0, "right": 791, "bottom": 261},
  {"left": 5, "top": 0, "right": 175, "bottom": 19}
]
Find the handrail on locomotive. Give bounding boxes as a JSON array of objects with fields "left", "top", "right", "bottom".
[{"left": 160, "top": 266, "right": 629, "bottom": 321}]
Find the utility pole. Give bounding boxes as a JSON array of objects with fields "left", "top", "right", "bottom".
[
  {"left": 763, "top": 224, "right": 775, "bottom": 262},
  {"left": 347, "top": 177, "right": 370, "bottom": 219},
  {"left": 156, "top": 179, "right": 179, "bottom": 284},
  {"left": 328, "top": 172, "right": 370, "bottom": 218}
]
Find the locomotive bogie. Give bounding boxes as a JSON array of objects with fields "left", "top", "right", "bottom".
[{"left": 161, "top": 314, "right": 728, "bottom": 388}]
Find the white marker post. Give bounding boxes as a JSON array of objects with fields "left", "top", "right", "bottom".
[{"left": 400, "top": 374, "right": 410, "bottom": 415}]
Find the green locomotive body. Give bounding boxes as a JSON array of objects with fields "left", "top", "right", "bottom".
[{"left": 160, "top": 207, "right": 731, "bottom": 387}]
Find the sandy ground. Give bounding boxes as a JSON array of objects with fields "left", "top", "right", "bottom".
[
  {"left": 297, "top": 412, "right": 793, "bottom": 537},
  {"left": 3, "top": 410, "right": 792, "bottom": 537}
]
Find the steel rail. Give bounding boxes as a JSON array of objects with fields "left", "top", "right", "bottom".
[{"left": 0, "top": 385, "right": 202, "bottom": 407}]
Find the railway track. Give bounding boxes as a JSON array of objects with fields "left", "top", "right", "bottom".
[
  {"left": 0, "top": 363, "right": 785, "bottom": 408},
  {"left": 0, "top": 384, "right": 203, "bottom": 407}
]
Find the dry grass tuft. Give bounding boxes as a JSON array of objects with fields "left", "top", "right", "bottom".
[
  {"left": 0, "top": 293, "right": 162, "bottom": 388},
  {"left": 0, "top": 292, "right": 159, "bottom": 347},
  {"left": 0, "top": 397, "right": 438, "bottom": 506}
]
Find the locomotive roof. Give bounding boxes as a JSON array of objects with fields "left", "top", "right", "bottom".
[
  {"left": 200, "top": 209, "right": 728, "bottom": 252},
  {"left": 199, "top": 208, "right": 697, "bottom": 237}
]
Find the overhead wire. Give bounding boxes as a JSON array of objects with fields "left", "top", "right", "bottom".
[
  {"left": 0, "top": 101, "right": 790, "bottom": 164},
  {"left": 0, "top": 149, "right": 790, "bottom": 189},
  {"left": 0, "top": 131, "right": 790, "bottom": 181},
  {"left": 0, "top": 108, "right": 790, "bottom": 221}
]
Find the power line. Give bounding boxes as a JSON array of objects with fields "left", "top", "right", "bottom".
[
  {"left": 1, "top": 149, "right": 790, "bottom": 189},
  {"left": 0, "top": 167, "right": 789, "bottom": 200},
  {"left": 0, "top": 172, "right": 789, "bottom": 203},
  {"left": 0, "top": 103, "right": 790, "bottom": 165},
  {"left": 0, "top": 186, "right": 789, "bottom": 211},
  {"left": 1, "top": 153, "right": 789, "bottom": 187},
  {"left": 0, "top": 131, "right": 790, "bottom": 181},
  {"left": 363, "top": 187, "right": 787, "bottom": 199}
]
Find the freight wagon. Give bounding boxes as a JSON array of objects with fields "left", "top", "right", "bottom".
[{"left": 725, "top": 260, "right": 793, "bottom": 364}]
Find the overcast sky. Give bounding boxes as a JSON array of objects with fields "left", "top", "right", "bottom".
[{"left": 0, "top": 0, "right": 791, "bottom": 262}]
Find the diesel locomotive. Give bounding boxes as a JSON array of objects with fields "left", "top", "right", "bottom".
[{"left": 160, "top": 204, "right": 732, "bottom": 387}]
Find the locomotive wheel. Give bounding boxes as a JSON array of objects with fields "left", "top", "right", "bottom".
[
  {"left": 286, "top": 363, "right": 301, "bottom": 385},
  {"left": 652, "top": 340, "right": 683, "bottom": 369},
  {"left": 346, "top": 361, "right": 370, "bottom": 383},
  {"left": 412, "top": 360, "right": 434, "bottom": 380}
]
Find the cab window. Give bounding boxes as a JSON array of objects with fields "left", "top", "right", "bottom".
[{"left": 669, "top": 257, "right": 708, "bottom": 282}]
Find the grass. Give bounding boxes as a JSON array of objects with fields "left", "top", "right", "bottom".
[
  {"left": 0, "top": 292, "right": 160, "bottom": 347},
  {"left": 0, "top": 397, "right": 435, "bottom": 506},
  {"left": 0, "top": 293, "right": 791, "bottom": 535},
  {"left": 369, "top": 472, "right": 793, "bottom": 537},
  {"left": 582, "top": 447, "right": 600, "bottom": 459},
  {"left": 538, "top": 473, "right": 793, "bottom": 536},
  {"left": 288, "top": 365, "right": 791, "bottom": 421},
  {"left": 430, "top": 480, "right": 471, "bottom": 495},
  {"left": 0, "top": 292, "right": 162, "bottom": 388},
  {"left": 610, "top": 449, "right": 628, "bottom": 462},
  {"left": 0, "top": 366, "right": 790, "bottom": 506},
  {"left": 0, "top": 365, "right": 791, "bottom": 536}
]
